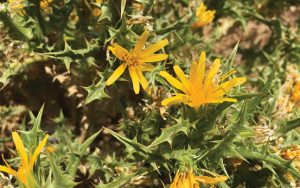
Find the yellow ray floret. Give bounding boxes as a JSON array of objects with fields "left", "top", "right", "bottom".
[
  {"left": 192, "top": 2, "right": 215, "bottom": 28},
  {"left": 291, "top": 81, "right": 300, "bottom": 103},
  {"left": 106, "top": 30, "right": 169, "bottom": 94},
  {"left": 160, "top": 51, "right": 246, "bottom": 111},
  {"left": 170, "top": 169, "right": 227, "bottom": 188},
  {"left": 0, "top": 132, "right": 49, "bottom": 187}
]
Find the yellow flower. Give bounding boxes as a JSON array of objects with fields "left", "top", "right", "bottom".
[
  {"left": 106, "top": 30, "right": 169, "bottom": 94},
  {"left": 8, "top": 0, "right": 26, "bottom": 15},
  {"left": 170, "top": 169, "right": 227, "bottom": 188},
  {"left": 8, "top": 0, "right": 53, "bottom": 16},
  {"left": 192, "top": 2, "right": 215, "bottom": 28},
  {"left": 291, "top": 80, "right": 300, "bottom": 103},
  {"left": 281, "top": 145, "right": 300, "bottom": 182},
  {"left": 0, "top": 132, "right": 49, "bottom": 187},
  {"left": 40, "top": 0, "right": 53, "bottom": 14},
  {"left": 160, "top": 51, "right": 246, "bottom": 111},
  {"left": 281, "top": 145, "right": 300, "bottom": 161}
]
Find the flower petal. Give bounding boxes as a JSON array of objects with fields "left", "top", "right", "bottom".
[
  {"left": 137, "top": 71, "right": 150, "bottom": 95},
  {"left": 133, "top": 30, "right": 149, "bottom": 52},
  {"left": 196, "top": 2, "right": 207, "bottom": 17},
  {"left": 204, "top": 58, "right": 220, "bottom": 87},
  {"left": 129, "top": 67, "right": 141, "bottom": 94},
  {"left": 29, "top": 134, "right": 49, "bottom": 169},
  {"left": 173, "top": 65, "right": 189, "bottom": 89},
  {"left": 108, "top": 43, "right": 129, "bottom": 60},
  {"left": 160, "top": 71, "right": 186, "bottom": 93},
  {"left": 0, "top": 165, "right": 17, "bottom": 176},
  {"left": 137, "top": 63, "right": 155, "bottom": 72},
  {"left": 106, "top": 63, "right": 127, "bottom": 85},
  {"left": 140, "top": 54, "right": 168, "bottom": 63},
  {"left": 211, "top": 77, "right": 247, "bottom": 98},
  {"left": 161, "top": 94, "right": 190, "bottom": 106},
  {"left": 141, "top": 54, "right": 168, "bottom": 63},
  {"left": 138, "top": 39, "right": 169, "bottom": 58},
  {"left": 195, "top": 175, "right": 227, "bottom": 184},
  {"left": 197, "top": 51, "right": 206, "bottom": 84},
  {"left": 12, "top": 132, "right": 29, "bottom": 168},
  {"left": 1, "top": 154, "right": 16, "bottom": 175}
]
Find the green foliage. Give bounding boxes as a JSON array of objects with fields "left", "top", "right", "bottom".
[
  {"left": 83, "top": 73, "right": 110, "bottom": 105},
  {"left": 47, "top": 155, "right": 78, "bottom": 188},
  {"left": 0, "top": 0, "right": 300, "bottom": 187}
]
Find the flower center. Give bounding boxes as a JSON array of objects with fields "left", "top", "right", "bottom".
[{"left": 123, "top": 53, "right": 138, "bottom": 66}]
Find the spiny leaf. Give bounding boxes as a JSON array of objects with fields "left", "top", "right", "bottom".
[
  {"left": 0, "top": 12, "right": 34, "bottom": 41},
  {"left": 52, "top": 110, "right": 65, "bottom": 126},
  {"left": 205, "top": 101, "right": 248, "bottom": 162},
  {"left": 104, "top": 128, "right": 150, "bottom": 156},
  {"left": 37, "top": 40, "right": 100, "bottom": 71},
  {"left": 247, "top": 63, "right": 276, "bottom": 118},
  {"left": 83, "top": 73, "right": 110, "bottom": 105},
  {"left": 277, "top": 118, "right": 300, "bottom": 134},
  {"left": 168, "top": 149, "right": 199, "bottom": 166},
  {"left": 224, "top": 41, "right": 239, "bottom": 72},
  {"left": 66, "top": 155, "right": 80, "bottom": 177},
  {"left": 32, "top": 104, "right": 44, "bottom": 132},
  {"left": 66, "top": 130, "right": 102, "bottom": 176},
  {"left": 148, "top": 117, "right": 196, "bottom": 148},
  {"left": 218, "top": 158, "right": 230, "bottom": 178},
  {"left": 195, "top": 92, "right": 258, "bottom": 135},
  {"left": 0, "top": 68, "right": 16, "bottom": 89},
  {"left": 63, "top": 57, "right": 73, "bottom": 72},
  {"left": 96, "top": 172, "right": 137, "bottom": 188},
  {"left": 120, "top": 0, "right": 126, "bottom": 18},
  {"left": 234, "top": 148, "right": 300, "bottom": 179},
  {"left": 48, "top": 155, "right": 77, "bottom": 188},
  {"left": 232, "top": 92, "right": 263, "bottom": 100},
  {"left": 79, "top": 129, "right": 102, "bottom": 155},
  {"left": 42, "top": 40, "right": 99, "bottom": 56},
  {"left": 99, "top": 4, "right": 112, "bottom": 21}
]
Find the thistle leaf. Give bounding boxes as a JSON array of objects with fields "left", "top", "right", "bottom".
[
  {"left": 148, "top": 117, "right": 196, "bottom": 148},
  {"left": 0, "top": 12, "right": 34, "bottom": 41},
  {"left": 48, "top": 155, "right": 78, "bottom": 188},
  {"left": 120, "top": 0, "right": 126, "bottom": 18},
  {"left": 277, "top": 118, "right": 300, "bottom": 134},
  {"left": 79, "top": 130, "right": 102, "bottom": 155},
  {"left": 83, "top": 73, "right": 110, "bottom": 105},
  {"left": 104, "top": 128, "right": 150, "bottom": 156},
  {"left": 96, "top": 172, "right": 137, "bottom": 188},
  {"left": 0, "top": 68, "right": 16, "bottom": 89},
  {"left": 205, "top": 101, "right": 248, "bottom": 162},
  {"left": 32, "top": 104, "right": 44, "bottom": 132},
  {"left": 66, "top": 130, "right": 101, "bottom": 176},
  {"left": 234, "top": 149, "right": 300, "bottom": 179}
]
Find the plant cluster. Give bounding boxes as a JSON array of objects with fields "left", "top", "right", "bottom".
[{"left": 0, "top": 0, "right": 300, "bottom": 187}]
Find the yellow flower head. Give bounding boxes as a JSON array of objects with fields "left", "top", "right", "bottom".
[
  {"left": 160, "top": 51, "right": 246, "bottom": 111},
  {"left": 281, "top": 145, "right": 300, "bottom": 161},
  {"left": 291, "top": 80, "right": 300, "bottom": 103},
  {"left": 0, "top": 132, "right": 49, "bottom": 187},
  {"left": 170, "top": 169, "right": 227, "bottom": 188},
  {"left": 192, "top": 2, "right": 215, "bottom": 28},
  {"left": 8, "top": 0, "right": 53, "bottom": 16},
  {"left": 8, "top": 0, "right": 26, "bottom": 15},
  {"left": 39, "top": 0, "right": 53, "bottom": 14},
  {"left": 106, "top": 31, "right": 169, "bottom": 94}
]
